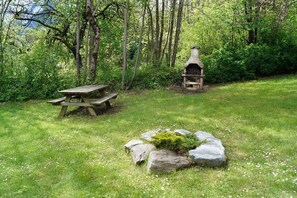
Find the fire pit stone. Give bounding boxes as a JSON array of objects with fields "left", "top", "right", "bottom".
[{"left": 124, "top": 129, "right": 227, "bottom": 174}]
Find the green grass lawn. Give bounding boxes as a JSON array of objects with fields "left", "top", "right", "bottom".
[{"left": 0, "top": 75, "right": 297, "bottom": 197}]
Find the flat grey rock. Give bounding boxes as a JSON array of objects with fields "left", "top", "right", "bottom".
[
  {"left": 195, "top": 131, "right": 218, "bottom": 141},
  {"left": 174, "top": 129, "right": 192, "bottom": 136},
  {"left": 131, "top": 144, "right": 156, "bottom": 165},
  {"left": 147, "top": 150, "right": 192, "bottom": 174},
  {"left": 140, "top": 128, "right": 162, "bottom": 141},
  {"left": 206, "top": 139, "right": 224, "bottom": 150},
  {"left": 124, "top": 139, "right": 143, "bottom": 152},
  {"left": 189, "top": 140, "right": 226, "bottom": 167}
]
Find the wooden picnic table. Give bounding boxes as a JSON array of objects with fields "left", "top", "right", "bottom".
[{"left": 48, "top": 85, "right": 117, "bottom": 117}]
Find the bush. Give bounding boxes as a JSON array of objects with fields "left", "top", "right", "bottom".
[
  {"left": 97, "top": 65, "right": 123, "bottom": 90},
  {"left": 278, "top": 43, "right": 297, "bottom": 74},
  {"left": 203, "top": 42, "right": 297, "bottom": 84},
  {"left": 0, "top": 39, "right": 75, "bottom": 102},
  {"left": 149, "top": 132, "right": 201, "bottom": 154},
  {"left": 96, "top": 65, "right": 183, "bottom": 90},
  {"left": 204, "top": 45, "right": 255, "bottom": 83},
  {"left": 181, "top": 133, "right": 202, "bottom": 152},
  {"left": 132, "top": 66, "right": 182, "bottom": 89},
  {"left": 239, "top": 44, "right": 279, "bottom": 76}
]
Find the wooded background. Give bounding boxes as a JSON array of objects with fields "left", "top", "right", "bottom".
[{"left": 1, "top": 0, "right": 297, "bottom": 101}]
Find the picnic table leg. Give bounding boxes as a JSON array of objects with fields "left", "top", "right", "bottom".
[
  {"left": 87, "top": 107, "right": 97, "bottom": 116},
  {"left": 59, "top": 96, "right": 70, "bottom": 117},
  {"left": 81, "top": 96, "right": 97, "bottom": 116},
  {"left": 98, "top": 89, "right": 112, "bottom": 109},
  {"left": 105, "top": 101, "right": 111, "bottom": 109}
]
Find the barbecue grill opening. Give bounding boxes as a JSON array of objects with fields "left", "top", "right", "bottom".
[
  {"left": 182, "top": 46, "right": 204, "bottom": 90},
  {"left": 186, "top": 64, "right": 201, "bottom": 75}
]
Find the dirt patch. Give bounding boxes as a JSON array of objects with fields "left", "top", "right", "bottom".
[{"left": 167, "top": 85, "right": 209, "bottom": 94}]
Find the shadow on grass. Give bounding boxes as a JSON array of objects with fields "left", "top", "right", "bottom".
[{"left": 66, "top": 102, "right": 124, "bottom": 117}]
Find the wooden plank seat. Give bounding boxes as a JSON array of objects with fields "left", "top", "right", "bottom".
[
  {"left": 60, "top": 102, "right": 93, "bottom": 107},
  {"left": 47, "top": 95, "right": 80, "bottom": 105},
  {"left": 47, "top": 97, "right": 66, "bottom": 105},
  {"left": 185, "top": 81, "right": 200, "bottom": 85},
  {"left": 91, "top": 93, "right": 118, "bottom": 106}
]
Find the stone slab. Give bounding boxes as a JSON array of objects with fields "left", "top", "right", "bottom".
[
  {"left": 189, "top": 140, "right": 226, "bottom": 167},
  {"left": 124, "top": 139, "right": 143, "bottom": 152},
  {"left": 140, "top": 128, "right": 162, "bottom": 141},
  {"left": 147, "top": 150, "right": 192, "bottom": 174},
  {"left": 131, "top": 144, "right": 156, "bottom": 165},
  {"left": 174, "top": 129, "right": 192, "bottom": 136}
]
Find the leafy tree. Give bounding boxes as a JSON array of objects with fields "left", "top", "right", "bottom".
[
  {"left": 13, "top": 0, "right": 123, "bottom": 83},
  {"left": 0, "top": 0, "right": 15, "bottom": 76}
]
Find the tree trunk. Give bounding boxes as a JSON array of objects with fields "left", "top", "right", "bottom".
[
  {"left": 127, "top": 0, "right": 147, "bottom": 89},
  {"left": 0, "top": 31, "right": 3, "bottom": 75},
  {"left": 161, "top": 27, "right": 169, "bottom": 63},
  {"left": 245, "top": 0, "right": 258, "bottom": 44},
  {"left": 83, "top": 24, "right": 90, "bottom": 83},
  {"left": 76, "top": 0, "right": 81, "bottom": 84},
  {"left": 89, "top": 27, "right": 94, "bottom": 76},
  {"left": 146, "top": 20, "right": 150, "bottom": 64},
  {"left": 167, "top": 0, "right": 176, "bottom": 67},
  {"left": 86, "top": 0, "right": 100, "bottom": 81},
  {"left": 158, "top": 0, "right": 165, "bottom": 64},
  {"left": 147, "top": 5, "right": 154, "bottom": 65},
  {"left": 121, "top": 1, "right": 128, "bottom": 90},
  {"left": 154, "top": 0, "right": 160, "bottom": 66},
  {"left": 185, "top": 0, "right": 191, "bottom": 23},
  {"left": 0, "top": 0, "right": 13, "bottom": 76},
  {"left": 172, "top": 0, "right": 184, "bottom": 67},
  {"left": 90, "top": 28, "right": 100, "bottom": 81}
]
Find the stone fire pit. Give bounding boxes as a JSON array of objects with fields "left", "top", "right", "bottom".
[{"left": 124, "top": 129, "right": 227, "bottom": 174}]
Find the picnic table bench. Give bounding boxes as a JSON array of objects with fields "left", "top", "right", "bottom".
[
  {"left": 47, "top": 97, "right": 66, "bottom": 105},
  {"left": 47, "top": 85, "right": 117, "bottom": 117}
]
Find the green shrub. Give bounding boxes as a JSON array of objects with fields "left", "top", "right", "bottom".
[
  {"left": 0, "top": 39, "right": 75, "bottom": 102},
  {"left": 97, "top": 65, "right": 123, "bottom": 90},
  {"left": 149, "top": 132, "right": 201, "bottom": 154},
  {"left": 239, "top": 44, "right": 279, "bottom": 76},
  {"left": 181, "top": 133, "right": 202, "bottom": 152},
  {"left": 96, "top": 65, "right": 182, "bottom": 90},
  {"left": 203, "top": 42, "right": 297, "bottom": 84},
  {"left": 204, "top": 44, "right": 256, "bottom": 84},
  {"left": 278, "top": 43, "right": 297, "bottom": 74},
  {"left": 132, "top": 66, "right": 182, "bottom": 89}
]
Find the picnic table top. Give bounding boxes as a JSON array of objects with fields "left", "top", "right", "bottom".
[{"left": 59, "top": 85, "right": 108, "bottom": 94}]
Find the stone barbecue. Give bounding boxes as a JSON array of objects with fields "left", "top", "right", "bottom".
[{"left": 182, "top": 46, "right": 204, "bottom": 90}]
